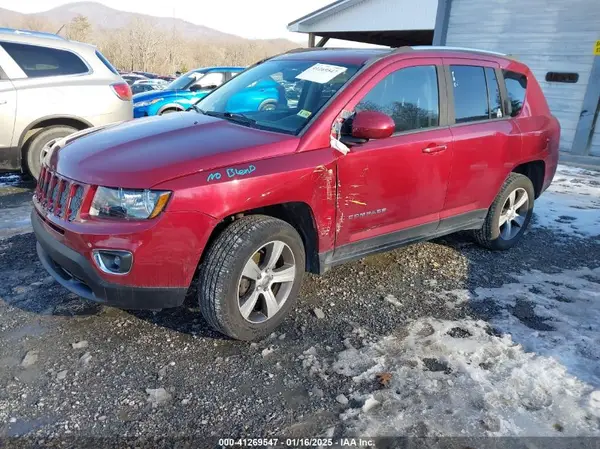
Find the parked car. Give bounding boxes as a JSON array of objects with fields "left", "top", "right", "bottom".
[
  {"left": 132, "top": 71, "right": 159, "bottom": 79},
  {"left": 133, "top": 66, "right": 245, "bottom": 117},
  {"left": 133, "top": 79, "right": 167, "bottom": 88},
  {"left": 121, "top": 73, "right": 148, "bottom": 85},
  {"left": 131, "top": 83, "right": 160, "bottom": 95},
  {"left": 0, "top": 27, "right": 133, "bottom": 179},
  {"left": 32, "top": 47, "right": 559, "bottom": 341}
]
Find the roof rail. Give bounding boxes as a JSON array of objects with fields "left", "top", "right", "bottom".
[
  {"left": 411, "top": 45, "right": 507, "bottom": 56},
  {"left": 0, "top": 27, "right": 66, "bottom": 40}
]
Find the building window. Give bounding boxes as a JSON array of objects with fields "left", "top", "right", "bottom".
[
  {"left": 545, "top": 72, "right": 579, "bottom": 83},
  {"left": 355, "top": 65, "right": 439, "bottom": 133},
  {"left": 503, "top": 70, "right": 528, "bottom": 117},
  {"left": 450, "top": 65, "right": 489, "bottom": 123},
  {"left": 1, "top": 42, "right": 88, "bottom": 78}
]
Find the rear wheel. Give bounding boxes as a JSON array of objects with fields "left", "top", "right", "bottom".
[
  {"left": 26, "top": 126, "right": 78, "bottom": 180},
  {"left": 198, "top": 215, "right": 305, "bottom": 340},
  {"left": 474, "top": 173, "right": 535, "bottom": 250}
]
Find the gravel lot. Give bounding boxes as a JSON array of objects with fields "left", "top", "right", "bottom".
[{"left": 0, "top": 166, "right": 599, "bottom": 447}]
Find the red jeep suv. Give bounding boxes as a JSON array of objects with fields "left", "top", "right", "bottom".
[{"left": 32, "top": 47, "right": 560, "bottom": 340}]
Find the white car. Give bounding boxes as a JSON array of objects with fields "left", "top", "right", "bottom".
[{"left": 0, "top": 27, "right": 133, "bottom": 179}]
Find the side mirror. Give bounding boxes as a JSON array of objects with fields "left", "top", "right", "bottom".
[
  {"left": 352, "top": 110, "right": 395, "bottom": 140},
  {"left": 340, "top": 110, "right": 395, "bottom": 146}
]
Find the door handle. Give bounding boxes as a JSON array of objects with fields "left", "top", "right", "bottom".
[
  {"left": 422, "top": 144, "right": 447, "bottom": 154},
  {"left": 0, "top": 100, "right": 7, "bottom": 106}
]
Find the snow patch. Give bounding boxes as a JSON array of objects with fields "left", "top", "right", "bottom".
[
  {"left": 534, "top": 165, "right": 600, "bottom": 237},
  {"left": 335, "top": 267, "right": 600, "bottom": 437},
  {"left": 0, "top": 173, "right": 23, "bottom": 188},
  {"left": 0, "top": 204, "right": 32, "bottom": 240},
  {"left": 472, "top": 267, "right": 600, "bottom": 387}
]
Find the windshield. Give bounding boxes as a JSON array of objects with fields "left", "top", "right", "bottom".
[
  {"left": 196, "top": 59, "right": 360, "bottom": 135},
  {"left": 166, "top": 70, "right": 205, "bottom": 91}
]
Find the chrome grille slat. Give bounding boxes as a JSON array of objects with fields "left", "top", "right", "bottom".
[
  {"left": 47, "top": 177, "right": 58, "bottom": 212},
  {"left": 37, "top": 168, "right": 86, "bottom": 222},
  {"left": 59, "top": 181, "right": 70, "bottom": 218}
]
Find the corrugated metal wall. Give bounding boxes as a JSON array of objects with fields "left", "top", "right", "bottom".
[{"left": 445, "top": 0, "right": 600, "bottom": 153}]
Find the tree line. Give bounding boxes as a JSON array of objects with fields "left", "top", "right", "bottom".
[{"left": 3, "top": 14, "right": 299, "bottom": 75}]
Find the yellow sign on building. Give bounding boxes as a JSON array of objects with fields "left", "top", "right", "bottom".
[{"left": 595, "top": 40, "right": 600, "bottom": 56}]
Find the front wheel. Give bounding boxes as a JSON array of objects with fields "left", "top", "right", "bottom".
[
  {"left": 473, "top": 173, "right": 535, "bottom": 250},
  {"left": 26, "top": 126, "right": 78, "bottom": 180},
  {"left": 198, "top": 215, "right": 305, "bottom": 341}
]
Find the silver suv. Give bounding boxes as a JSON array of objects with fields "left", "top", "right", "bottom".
[{"left": 0, "top": 28, "right": 133, "bottom": 179}]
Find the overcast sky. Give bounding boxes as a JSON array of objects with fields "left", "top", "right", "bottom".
[{"left": 0, "top": 0, "right": 344, "bottom": 42}]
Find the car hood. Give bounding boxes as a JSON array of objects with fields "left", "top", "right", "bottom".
[
  {"left": 49, "top": 112, "right": 299, "bottom": 188},
  {"left": 132, "top": 89, "right": 187, "bottom": 103}
]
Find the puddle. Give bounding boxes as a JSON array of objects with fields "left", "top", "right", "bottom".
[
  {"left": 4, "top": 416, "right": 55, "bottom": 437},
  {"left": 1, "top": 322, "right": 48, "bottom": 342}
]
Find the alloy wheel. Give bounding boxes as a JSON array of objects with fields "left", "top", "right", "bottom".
[
  {"left": 237, "top": 240, "right": 296, "bottom": 323},
  {"left": 499, "top": 187, "right": 529, "bottom": 240}
]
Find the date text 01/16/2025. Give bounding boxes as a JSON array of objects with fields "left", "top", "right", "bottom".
[
  {"left": 217, "top": 438, "right": 375, "bottom": 447},
  {"left": 207, "top": 164, "right": 256, "bottom": 182}
]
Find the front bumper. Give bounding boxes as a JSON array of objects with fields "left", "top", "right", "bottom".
[
  {"left": 33, "top": 210, "right": 186, "bottom": 309},
  {"left": 133, "top": 107, "right": 150, "bottom": 118}
]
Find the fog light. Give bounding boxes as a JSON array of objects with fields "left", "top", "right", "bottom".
[{"left": 93, "top": 250, "right": 133, "bottom": 275}]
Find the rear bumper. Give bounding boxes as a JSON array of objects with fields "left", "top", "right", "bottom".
[{"left": 33, "top": 210, "right": 186, "bottom": 309}]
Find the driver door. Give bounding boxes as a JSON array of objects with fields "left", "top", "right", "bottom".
[{"left": 334, "top": 59, "right": 453, "bottom": 258}]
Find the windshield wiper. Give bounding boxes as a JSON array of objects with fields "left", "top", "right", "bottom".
[
  {"left": 205, "top": 111, "right": 256, "bottom": 126},
  {"left": 187, "top": 104, "right": 205, "bottom": 114}
]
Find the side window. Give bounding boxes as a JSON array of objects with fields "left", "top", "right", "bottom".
[
  {"left": 485, "top": 68, "right": 503, "bottom": 119},
  {"left": 450, "top": 65, "right": 489, "bottom": 123},
  {"left": 1, "top": 42, "right": 88, "bottom": 78},
  {"left": 196, "top": 72, "right": 224, "bottom": 88},
  {"left": 355, "top": 65, "right": 439, "bottom": 133},
  {"left": 503, "top": 70, "right": 527, "bottom": 117}
]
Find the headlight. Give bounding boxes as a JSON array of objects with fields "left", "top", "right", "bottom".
[
  {"left": 134, "top": 98, "right": 163, "bottom": 108},
  {"left": 90, "top": 187, "right": 171, "bottom": 220}
]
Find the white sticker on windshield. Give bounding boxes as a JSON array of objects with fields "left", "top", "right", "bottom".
[{"left": 295, "top": 63, "right": 347, "bottom": 84}]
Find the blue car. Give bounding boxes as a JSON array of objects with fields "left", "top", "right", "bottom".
[{"left": 133, "top": 66, "right": 287, "bottom": 118}]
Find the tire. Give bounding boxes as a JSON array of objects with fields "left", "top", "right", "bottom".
[
  {"left": 258, "top": 100, "right": 277, "bottom": 112},
  {"left": 474, "top": 173, "right": 535, "bottom": 250},
  {"left": 26, "top": 126, "right": 78, "bottom": 180},
  {"left": 159, "top": 108, "right": 180, "bottom": 115},
  {"left": 199, "top": 215, "right": 305, "bottom": 341}
]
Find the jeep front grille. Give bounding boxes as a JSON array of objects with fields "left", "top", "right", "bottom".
[{"left": 35, "top": 167, "right": 87, "bottom": 221}]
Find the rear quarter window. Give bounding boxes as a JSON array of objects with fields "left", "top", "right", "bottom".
[
  {"left": 502, "top": 70, "right": 527, "bottom": 117},
  {"left": 1, "top": 42, "right": 88, "bottom": 78}
]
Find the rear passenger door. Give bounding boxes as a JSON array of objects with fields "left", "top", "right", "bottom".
[{"left": 441, "top": 59, "right": 522, "bottom": 221}]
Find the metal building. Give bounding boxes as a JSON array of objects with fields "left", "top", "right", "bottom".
[{"left": 288, "top": 0, "right": 600, "bottom": 165}]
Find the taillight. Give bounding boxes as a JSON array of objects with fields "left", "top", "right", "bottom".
[{"left": 111, "top": 82, "right": 132, "bottom": 101}]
